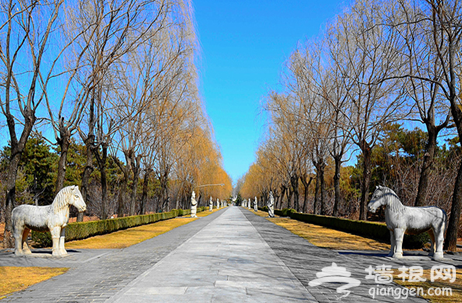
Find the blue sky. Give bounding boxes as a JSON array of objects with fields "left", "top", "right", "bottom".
[{"left": 193, "top": 0, "right": 350, "bottom": 184}]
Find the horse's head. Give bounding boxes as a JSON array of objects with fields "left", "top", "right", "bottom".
[
  {"left": 367, "top": 185, "right": 386, "bottom": 213},
  {"left": 69, "top": 186, "right": 87, "bottom": 212}
]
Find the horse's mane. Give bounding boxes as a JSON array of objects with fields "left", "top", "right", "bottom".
[
  {"left": 52, "top": 186, "right": 72, "bottom": 214},
  {"left": 380, "top": 186, "right": 405, "bottom": 213}
]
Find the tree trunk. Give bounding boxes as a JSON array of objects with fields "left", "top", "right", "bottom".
[
  {"left": 279, "top": 185, "right": 286, "bottom": 209},
  {"left": 160, "top": 171, "right": 169, "bottom": 212},
  {"left": 415, "top": 125, "right": 438, "bottom": 206},
  {"left": 319, "top": 163, "right": 326, "bottom": 215},
  {"left": 100, "top": 147, "right": 108, "bottom": 219},
  {"left": 290, "top": 175, "right": 299, "bottom": 211},
  {"left": 79, "top": 141, "right": 93, "bottom": 222},
  {"left": 117, "top": 177, "right": 127, "bottom": 217},
  {"left": 129, "top": 156, "right": 141, "bottom": 216},
  {"left": 94, "top": 143, "right": 109, "bottom": 219},
  {"left": 3, "top": 153, "right": 22, "bottom": 248},
  {"left": 141, "top": 169, "right": 151, "bottom": 215},
  {"left": 3, "top": 108, "right": 35, "bottom": 247},
  {"left": 445, "top": 160, "right": 462, "bottom": 251},
  {"left": 114, "top": 158, "right": 129, "bottom": 218},
  {"left": 300, "top": 175, "right": 313, "bottom": 214},
  {"left": 444, "top": 61, "right": 462, "bottom": 251},
  {"left": 79, "top": 143, "right": 93, "bottom": 222},
  {"left": 359, "top": 141, "right": 372, "bottom": 221},
  {"left": 80, "top": 97, "right": 96, "bottom": 222},
  {"left": 314, "top": 171, "right": 320, "bottom": 215},
  {"left": 333, "top": 155, "right": 341, "bottom": 217},
  {"left": 55, "top": 120, "right": 71, "bottom": 194},
  {"left": 287, "top": 187, "right": 294, "bottom": 209}
]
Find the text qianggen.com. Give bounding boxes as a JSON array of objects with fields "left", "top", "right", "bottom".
[{"left": 368, "top": 285, "right": 453, "bottom": 300}]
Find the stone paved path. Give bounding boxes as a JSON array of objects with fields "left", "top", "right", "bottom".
[
  {"left": 2, "top": 206, "right": 461, "bottom": 302},
  {"left": 107, "top": 206, "right": 315, "bottom": 303}
]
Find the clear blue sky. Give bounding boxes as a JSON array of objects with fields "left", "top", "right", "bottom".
[{"left": 193, "top": 0, "right": 350, "bottom": 184}]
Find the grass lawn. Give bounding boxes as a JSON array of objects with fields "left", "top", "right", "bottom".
[
  {"left": 65, "top": 216, "right": 199, "bottom": 249},
  {"left": 0, "top": 267, "right": 68, "bottom": 299},
  {"left": 252, "top": 210, "right": 462, "bottom": 303},
  {"left": 390, "top": 269, "right": 462, "bottom": 303}
]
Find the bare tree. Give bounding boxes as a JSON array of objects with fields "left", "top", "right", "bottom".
[
  {"left": 49, "top": 0, "right": 172, "bottom": 220},
  {"left": 0, "top": 0, "right": 65, "bottom": 247},
  {"left": 332, "top": 0, "right": 408, "bottom": 220},
  {"left": 385, "top": 0, "right": 461, "bottom": 250}
]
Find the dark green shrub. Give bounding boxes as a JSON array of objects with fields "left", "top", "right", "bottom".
[
  {"left": 30, "top": 231, "right": 52, "bottom": 248},
  {"left": 287, "top": 212, "right": 429, "bottom": 249},
  {"left": 280, "top": 208, "right": 297, "bottom": 217},
  {"left": 274, "top": 209, "right": 284, "bottom": 216},
  {"left": 31, "top": 208, "right": 189, "bottom": 247}
]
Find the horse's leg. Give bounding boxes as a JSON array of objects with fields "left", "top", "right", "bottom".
[
  {"left": 433, "top": 226, "right": 445, "bottom": 261},
  {"left": 427, "top": 229, "right": 435, "bottom": 257},
  {"left": 393, "top": 228, "right": 404, "bottom": 258},
  {"left": 50, "top": 226, "right": 62, "bottom": 256},
  {"left": 59, "top": 227, "right": 67, "bottom": 255},
  {"left": 387, "top": 230, "right": 395, "bottom": 257},
  {"left": 22, "top": 228, "right": 31, "bottom": 254},
  {"left": 13, "top": 222, "right": 24, "bottom": 256}
]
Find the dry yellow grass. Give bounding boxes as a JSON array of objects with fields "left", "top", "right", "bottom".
[
  {"left": 66, "top": 217, "right": 198, "bottom": 249},
  {"left": 66, "top": 209, "right": 219, "bottom": 249},
  {"left": 0, "top": 266, "right": 68, "bottom": 299},
  {"left": 266, "top": 216, "right": 390, "bottom": 250},
  {"left": 390, "top": 269, "right": 462, "bottom": 302}
]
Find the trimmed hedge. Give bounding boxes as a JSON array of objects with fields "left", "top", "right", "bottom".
[
  {"left": 31, "top": 207, "right": 202, "bottom": 247},
  {"left": 278, "top": 211, "right": 430, "bottom": 249}
]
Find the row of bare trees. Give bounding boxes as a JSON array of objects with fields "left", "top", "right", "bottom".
[
  {"left": 0, "top": 0, "right": 232, "bottom": 248},
  {"left": 240, "top": 0, "right": 462, "bottom": 251}
]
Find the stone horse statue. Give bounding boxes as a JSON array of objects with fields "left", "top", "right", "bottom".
[
  {"left": 12, "top": 185, "right": 87, "bottom": 257},
  {"left": 367, "top": 186, "right": 447, "bottom": 260}
]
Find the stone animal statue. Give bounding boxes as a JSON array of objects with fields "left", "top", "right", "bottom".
[
  {"left": 191, "top": 191, "right": 198, "bottom": 218},
  {"left": 267, "top": 192, "right": 275, "bottom": 218},
  {"left": 12, "top": 185, "right": 87, "bottom": 257},
  {"left": 367, "top": 185, "right": 447, "bottom": 260}
]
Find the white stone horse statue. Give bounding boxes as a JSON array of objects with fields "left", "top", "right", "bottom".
[
  {"left": 367, "top": 186, "right": 447, "bottom": 260},
  {"left": 12, "top": 185, "right": 87, "bottom": 257}
]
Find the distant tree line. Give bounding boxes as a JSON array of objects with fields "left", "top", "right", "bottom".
[{"left": 239, "top": 0, "right": 462, "bottom": 251}]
